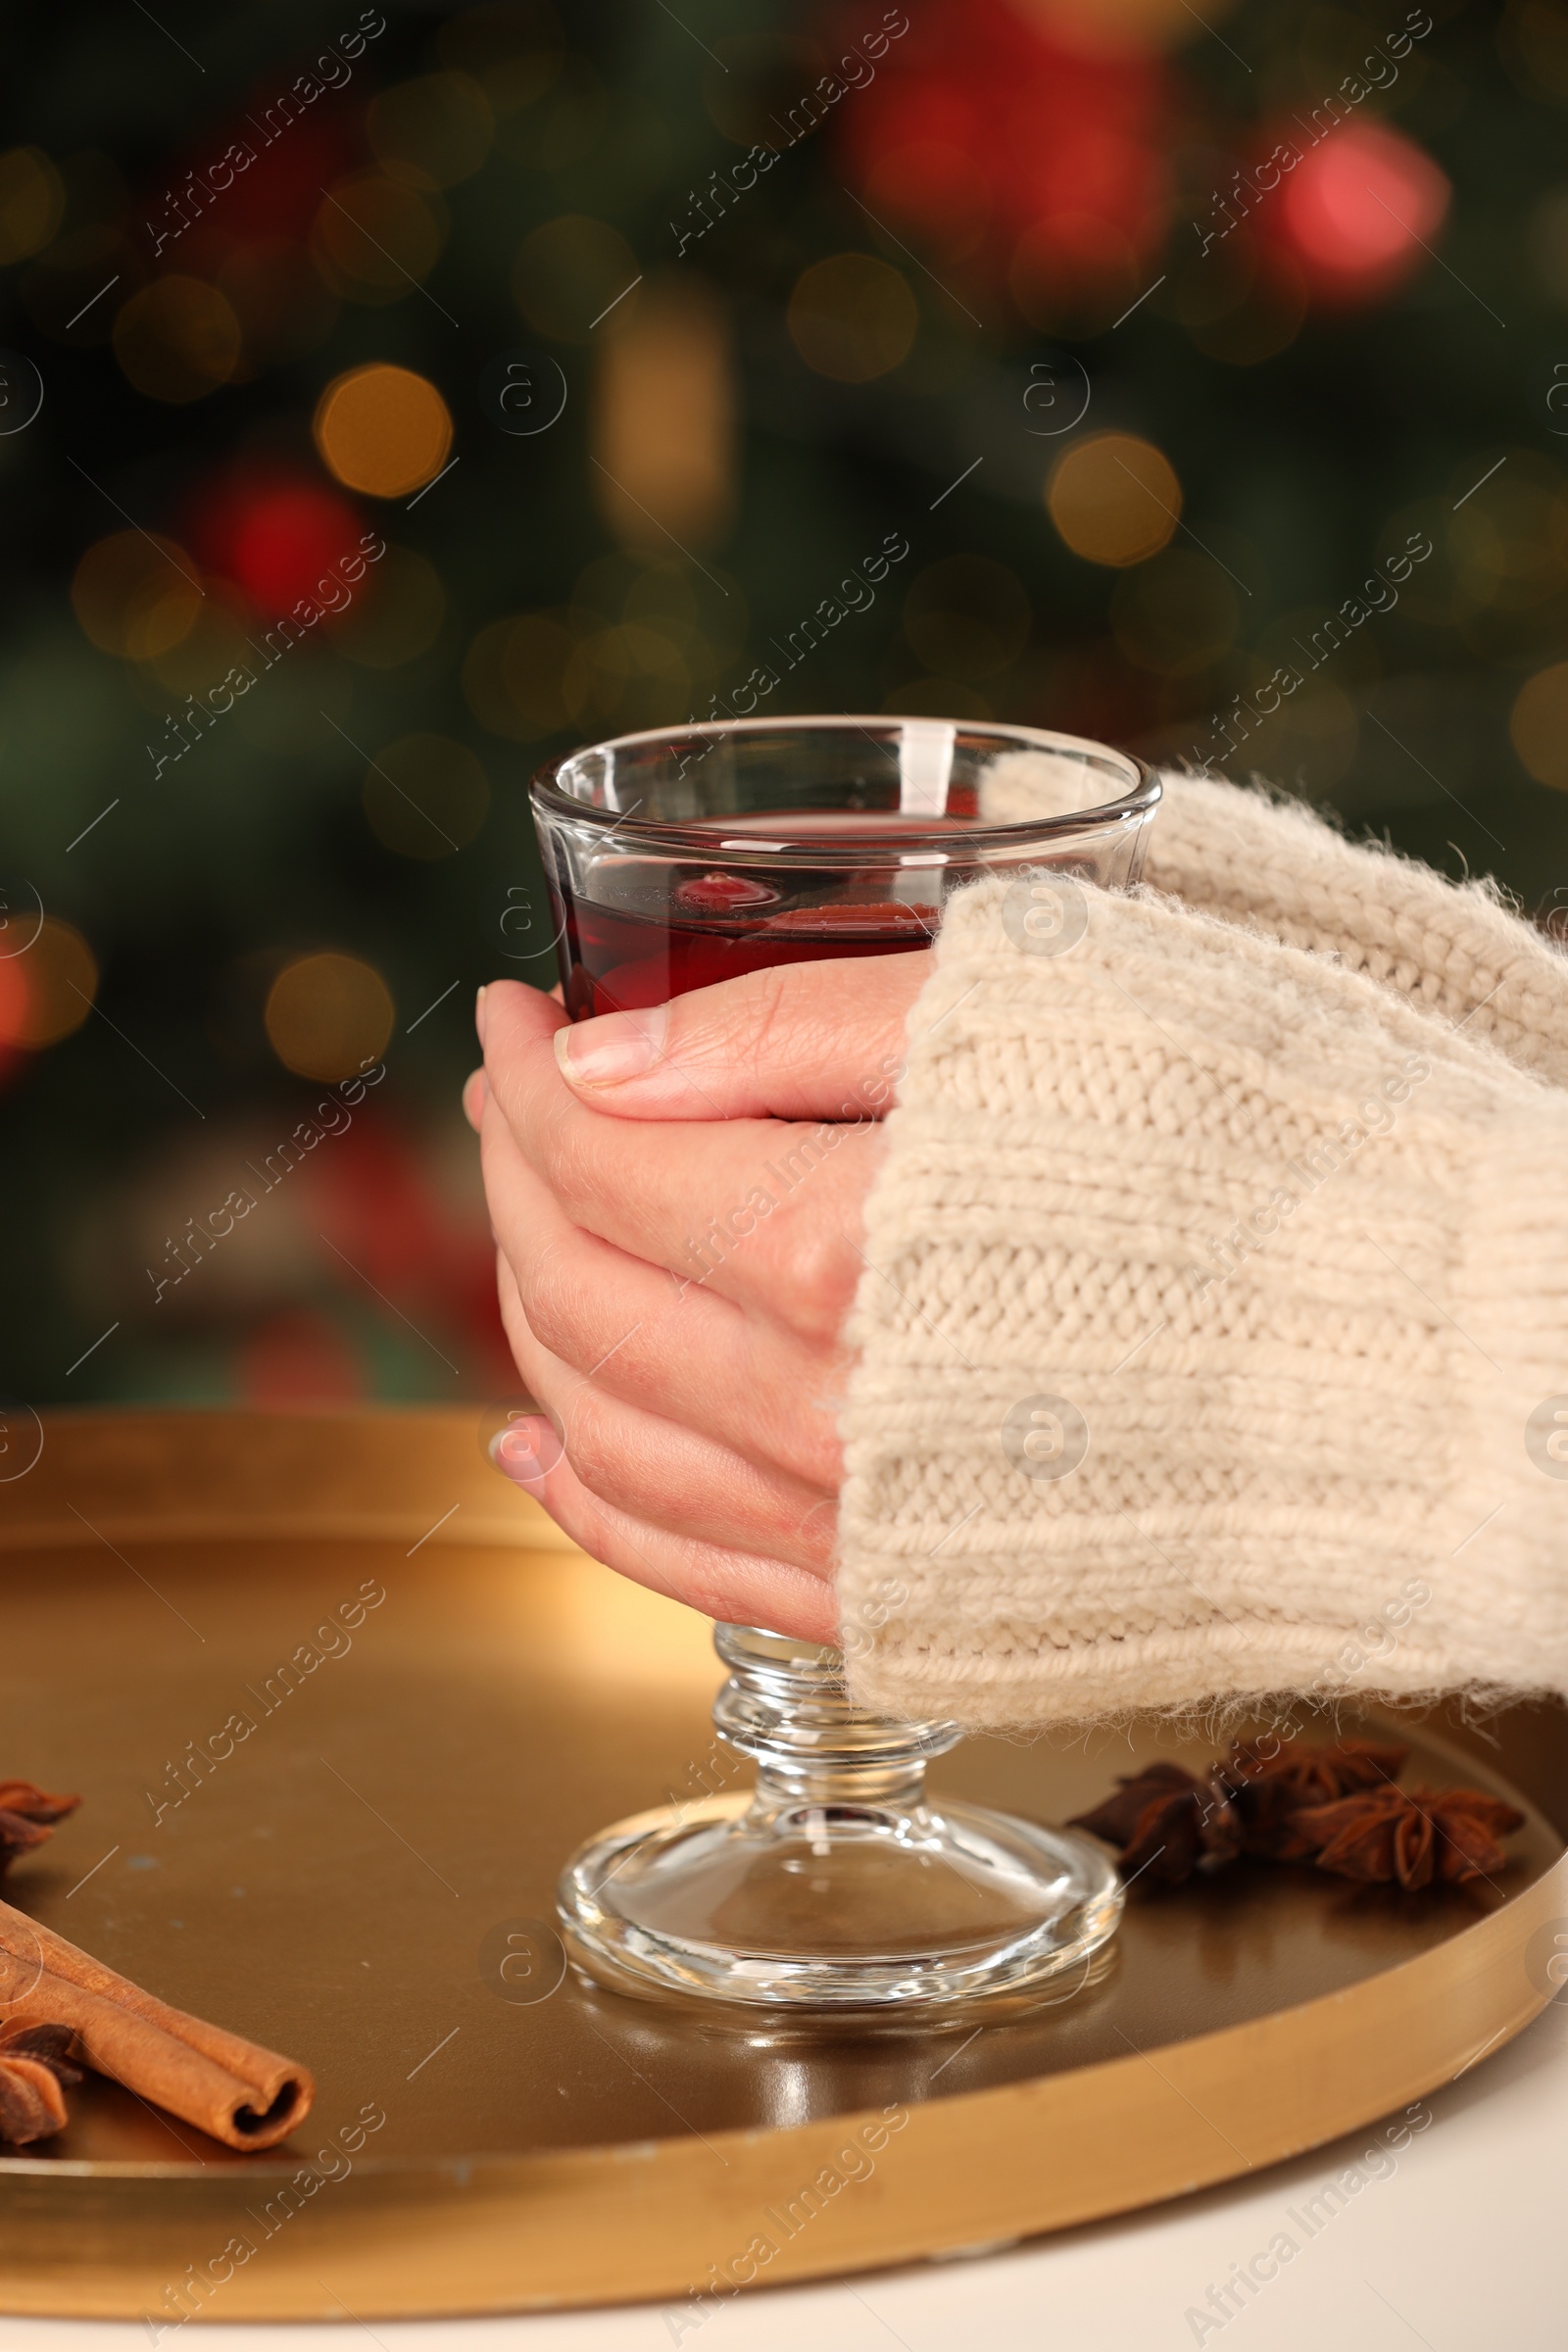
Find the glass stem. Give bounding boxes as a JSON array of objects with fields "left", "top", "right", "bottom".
[{"left": 713, "top": 1623, "right": 963, "bottom": 1817}]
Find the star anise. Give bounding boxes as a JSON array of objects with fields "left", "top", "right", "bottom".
[
  {"left": 1069, "top": 1761, "right": 1244, "bottom": 1884},
  {"left": 0, "top": 2024, "right": 80, "bottom": 2145},
  {"left": 0, "top": 1781, "right": 80, "bottom": 1879},
  {"left": 1290, "top": 1784, "right": 1527, "bottom": 1891},
  {"left": 1216, "top": 1740, "right": 1409, "bottom": 1861}
]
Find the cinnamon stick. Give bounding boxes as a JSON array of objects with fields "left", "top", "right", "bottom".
[{"left": 0, "top": 1898, "right": 313, "bottom": 2151}]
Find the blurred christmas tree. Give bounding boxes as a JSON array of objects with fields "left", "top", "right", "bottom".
[{"left": 0, "top": 0, "right": 1564, "bottom": 1408}]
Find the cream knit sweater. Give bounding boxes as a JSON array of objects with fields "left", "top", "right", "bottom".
[{"left": 838, "top": 768, "right": 1568, "bottom": 1729}]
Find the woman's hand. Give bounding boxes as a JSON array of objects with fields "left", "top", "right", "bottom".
[{"left": 466, "top": 954, "right": 931, "bottom": 1639}]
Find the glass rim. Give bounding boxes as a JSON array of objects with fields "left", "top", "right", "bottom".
[{"left": 530, "top": 714, "right": 1160, "bottom": 862}]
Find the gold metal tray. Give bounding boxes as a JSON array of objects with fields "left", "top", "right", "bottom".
[{"left": 0, "top": 1410, "right": 1562, "bottom": 2323}]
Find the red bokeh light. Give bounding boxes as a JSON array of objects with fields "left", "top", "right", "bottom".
[
  {"left": 838, "top": 0, "right": 1171, "bottom": 302},
  {"left": 0, "top": 956, "right": 28, "bottom": 1087},
  {"left": 192, "top": 468, "right": 362, "bottom": 611},
  {"left": 1271, "top": 122, "right": 1449, "bottom": 305}
]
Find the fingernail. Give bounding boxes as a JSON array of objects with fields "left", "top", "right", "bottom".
[
  {"left": 475, "top": 985, "right": 488, "bottom": 1048},
  {"left": 554, "top": 1004, "right": 667, "bottom": 1087},
  {"left": 488, "top": 1415, "right": 562, "bottom": 1484}
]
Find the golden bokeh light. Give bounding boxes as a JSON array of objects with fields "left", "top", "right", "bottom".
[
  {"left": 513, "top": 214, "right": 638, "bottom": 343},
  {"left": 310, "top": 173, "right": 447, "bottom": 305},
  {"left": 0, "top": 918, "right": 97, "bottom": 1049},
  {"left": 314, "top": 364, "right": 454, "bottom": 499},
  {"left": 563, "top": 620, "right": 687, "bottom": 733},
  {"left": 0, "top": 146, "right": 64, "bottom": 265},
  {"left": 71, "top": 531, "right": 204, "bottom": 662},
  {"left": 591, "top": 275, "right": 733, "bottom": 550},
  {"left": 363, "top": 733, "right": 489, "bottom": 858},
  {"left": 368, "top": 73, "right": 494, "bottom": 187},
  {"left": 1510, "top": 662, "right": 1568, "bottom": 788},
  {"left": 265, "top": 953, "right": 394, "bottom": 1082},
  {"left": 903, "top": 555, "right": 1031, "bottom": 681},
  {"left": 142, "top": 595, "right": 254, "bottom": 698},
  {"left": 787, "top": 254, "right": 917, "bottom": 383},
  {"left": 1048, "top": 432, "right": 1182, "bottom": 567},
  {"left": 324, "top": 544, "right": 447, "bottom": 667},
  {"left": 1449, "top": 458, "right": 1568, "bottom": 612},
  {"left": 112, "top": 277, "right": 243, "bottom": 404},
  {"left": 462, "top": 611, "right": 576, "bottom": 739}
]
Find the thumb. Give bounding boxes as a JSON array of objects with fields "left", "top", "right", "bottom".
[{"left": 551, "top": 950, "right": 932, "bottom": 1121}]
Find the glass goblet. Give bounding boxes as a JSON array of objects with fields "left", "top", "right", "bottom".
[{"left": 532, "top": 716, "right": 1158, "bottom": 2013}]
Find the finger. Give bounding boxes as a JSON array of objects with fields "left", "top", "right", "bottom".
[
  {"left": 550, "top": 951, "right": 931, "bottom": 1121},
  {"left": 482, "top": 981, "right": 876, "bottom": 1339},
  {"left": 463, "top": 1066, "right": 486, "bottom": 1131},
  {"left": 489, "top": 1403, "right": 838, "bottom": 1643},
  {"left": 495, "top": 1253, "right": 837, "bottom": 1574},
  {"left": 479, "top": 1084, "right": 847, "bottom": 1484}
]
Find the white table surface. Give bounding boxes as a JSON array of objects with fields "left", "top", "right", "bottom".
[{"left": 5, "top": 1994, "right": 1563, "bottom": 2352}]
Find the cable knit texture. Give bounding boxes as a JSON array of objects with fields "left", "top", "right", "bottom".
[
  {"left": 983, "top": 753, "right": 1568, "bottom": 1082},
  {"left": 838, "top": 850, "right": 1568, "bottom": 1730}
]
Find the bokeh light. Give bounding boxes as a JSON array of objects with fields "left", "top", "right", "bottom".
[
  {"left": 311, "top": 173, "right": 447, "bottom": 306},
  {"left": 1510, "top": 662, "right": 1568, "bottom": 788},
  {"left": 195, "top": 471, "right": 363, "bottom": 612},
  {"left": 0, "top": 919, "right": 98, "bottom": 1049},
  {"left": 1274, "top": 123, "right": 1449, "bottom": 305},
  {"left": 1449, "top": 456, "right": 1568, "bottom": 612},
  {"left": 1048, "top": 432, "right": 1181, "bottom": 566},
  {"left": 368, "top": 73, "right": 494, "bottom": 188},
  {"left": 71, "top": 532, "right": 203, "bottom": 661},
  {"left": 265, "top": 953, "right": 395, "bottom": 1082},
  {"left": 314, "top": 364, "right": 454, "bottom": 499},
  {"left": 787, "top": 254, "right": 917, "bottom": 383},
  {"left": 839, "top": 4, "right": 1170, "bottom": 319},
  {"left": 112, "top": 277, "right": 242, "bottom": 403},
  {"left": 462, "top": 611, "right": 576, "bottom": 739},
  {"left": 513, "top": 214, "right": 638, "bottom": 342},
  {"left": 325, "top": 545, "right": 447, "bottom": 668},
  {"left": 903, "top": 556, "right": 1031, "bottom": 681},
  {"left": 591, "top": 276, "right": 733, "bottom": 550},
  {"left": 141, "top": 594, "right": 254, "bottom": 698},
  {"left": 363, "top": 733, "right": 489, "bottom": 858},
  {"left": 0, "top": 147, "right": 64, "bottom": 264},
  {"left": 1188, "top": 252, "right": 1307, "bottom": 368},
  {"left": 562, "top": 621, "right": 687, "bottom": 733}
]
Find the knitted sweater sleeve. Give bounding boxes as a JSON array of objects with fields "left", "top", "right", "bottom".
[
  {"left": 981, "top": 752, "right": 1568, "bottom": 1085},
  {"left": 836, "top": 877, "right": 1568, "bottom": 1730}
]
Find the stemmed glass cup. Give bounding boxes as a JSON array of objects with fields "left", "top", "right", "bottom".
[{"left": 530, "top": 716, "right": 1158, "bottom": 2013}]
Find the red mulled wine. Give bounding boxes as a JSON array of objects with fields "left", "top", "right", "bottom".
[{"left": 554, "top": 885, "right": 936, "bottom": 1018}]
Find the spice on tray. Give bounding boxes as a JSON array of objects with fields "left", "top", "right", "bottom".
[
  {"left": 1069, "top": 1738, "right": 1525, "bottom": 1890},
  {"left": 0, "top": 1897, "right": 315, "bottom": 2150},
  {"left": 0, "top": 2023, "right": 81, "bottom": 2145},
  {"left": 1290, "top": 1784, "right": 1527, "bottom": 1891},
  {"left": 0, "top": 1782, "right": 80, "bottom": 1878}
]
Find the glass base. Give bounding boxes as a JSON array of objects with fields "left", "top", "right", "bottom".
[{"left": 558, "top": 1627, "right": 1123, "bottom": 2015}]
